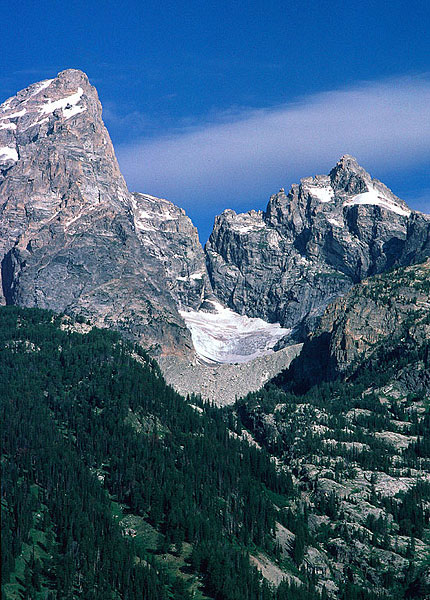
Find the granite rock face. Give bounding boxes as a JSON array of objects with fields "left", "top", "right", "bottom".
[
  {"left": 131, "top": 192, "right": 213, "bottom": 311},
  {"left": 205, "top": 155, "right": 428, "bottom": 336},
  {"left": 0, "top": 69, "right": 211, "bottom": 355},
  {"left": 288, "top": 259, "right": 430, "bottom": 387}
]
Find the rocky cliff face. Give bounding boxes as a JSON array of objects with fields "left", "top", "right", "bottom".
[
  {"left": 205, "top": 155, "right": 429, "bottom": 336},
  {"left": 317, "top": 260, "right": 430, "bottom": 374},
  {"left": 131, "top": 192, "right": 213, "bottom": 311},
  {"left": 0, "top": 69, "right": 211, "bottom": 355},
  {"left": 287, "top": 259, "right": 430, "bottom": 388}
]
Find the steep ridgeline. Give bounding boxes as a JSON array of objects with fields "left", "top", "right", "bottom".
[
  {"left": 0, "top": 69, "right": 211, "bottom": 356},
  {"left": 205, "top": 155, "right": 430, "bottom": 337},
  {"left": 287, "top": 258, "right": 430, "bottom": 389}
]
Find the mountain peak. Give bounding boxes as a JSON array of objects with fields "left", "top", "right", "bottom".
[
  {"left": 55, "top": 68, "right": 94, "bottom": 93},
  {"left": 57, "top": 68, "right": 89, "bottom": 80},
  {"left": 329, "top": 154, "right": 370, "bottom": 194},
  {"left": 0, "top": 69, "right": 100, "bottom": 156},
  {"left": 337, "top": 153, "right": 360, "bottom": 165}
]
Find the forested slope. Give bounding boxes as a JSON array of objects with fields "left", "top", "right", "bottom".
[
  {"left": 3, "top": 260, "right": 430, "bottom": 599},
  {"left": 1, "top": 306, "right": 317, "bottom": 600}
]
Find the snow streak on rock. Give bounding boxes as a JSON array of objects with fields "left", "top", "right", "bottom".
[
  {"left": 343, "top": 187, "right": 411, "bottom": 216},
  {"left": 0, "top": 146, "right": 18, "bottom": 162}
]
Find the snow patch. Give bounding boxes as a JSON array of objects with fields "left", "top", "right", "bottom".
[
  {"left": 327, "top": 217, "right": 342, "bottom": 228},
  {"left": 0, "top": 122, "right": 16, "bottom": 130},
  {"left": 180, "top": 301, "right": 290, "bottom": 365},
  {"left": 0, "top": 146, "right": 18, "bottom": 162},
  {"left": 176, "top": 271, "right": 204, "bottom": 282},
  {"left": 27, "top": 79, "right": 54, "bottom": 99},
  {"left": 0, "top": 108, "right": 26, "bottom": 119},
  {"left": 134, "top": 209, "right": 173, "bottom": 221},
  {"left": 233, "top": 224, "right": 264, "bottom": 234},
  {"left": 306, "top": 185, "right": 334, "bottom": 203},
  {"left": 40, "top": 87, "right": 86, "bottom": 120},
  {"left": 63, "top": 103, "right": 86, "bottom": 119},
  {"left": 344, "top": 188, "right": 410, "bottom": 217}
]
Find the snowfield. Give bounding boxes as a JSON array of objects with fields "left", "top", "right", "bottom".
[
  {"left": 180, "top": 301, "right": 290, "bottom": 364},
  {"left": 0, "top": 146, "right": 18, "bottom": 162},
  {"left": 305, "top": 184, "right": 334, "bottom": 203},
  {"left": 343, "top": 187, "right": 411, "bottom": 217}
]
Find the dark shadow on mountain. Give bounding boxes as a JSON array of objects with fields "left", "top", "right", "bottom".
[
  {"left": 273, "top": 331, "right": 333, "bottom": 394},
  {"left": 1, "top": 250, "right": 15, "bottom": 305}
]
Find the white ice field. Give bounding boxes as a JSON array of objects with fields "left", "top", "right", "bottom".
[{"left": 180, "top": 301, "right": 290, "bottom": 365}]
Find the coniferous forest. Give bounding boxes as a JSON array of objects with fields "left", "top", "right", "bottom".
[{"left": 1, "top": 306, "right": 318, "bottom": 600}]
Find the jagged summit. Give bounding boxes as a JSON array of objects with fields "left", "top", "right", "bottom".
[
  {"left": 336, "top": 153, "right": 359, "bottom": 163},
  {"left": 205, "top": 156, "right": 427, "bottom": 339},
  {"left": 329, "top": 154, "right": 370, "bottom": 193},
  {"left": 261, "top": 155, "right": 411, "bottom": 236},
  {"left": 56, "top": 67, "right": 91, "bottom": 81},
  {"left": 1, "top": 68, "right": 98, "bottom": 135},
  {"left": 330, "top": 153, "right": 363, "bottom": 174}
]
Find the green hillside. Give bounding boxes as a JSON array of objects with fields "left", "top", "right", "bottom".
[{"left": 1, "top": 306, "right": 316, "bottom": 600}]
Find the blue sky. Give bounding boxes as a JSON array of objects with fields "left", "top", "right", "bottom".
[{"left": 2, "top": 0, "right": 430, "bottom": 240}]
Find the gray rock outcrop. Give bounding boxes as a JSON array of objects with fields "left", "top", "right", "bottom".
[{"left": 288, "top": 259, "right": 430, "bottom": 387}]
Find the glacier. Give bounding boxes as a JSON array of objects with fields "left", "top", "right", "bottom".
[{"left": 180, "top": 301, "right": 290, "bottom": 365}]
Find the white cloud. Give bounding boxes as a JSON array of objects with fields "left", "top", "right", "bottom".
[{"left": 116, "top": 75, "right": 430, "bottom": 217}]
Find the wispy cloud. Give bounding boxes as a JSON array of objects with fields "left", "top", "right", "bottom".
[
  {"left": 116, "top": 74, "right": 430, "bottom": 221},
  {"left": 102, "top": 102, "right": 153, "bottom": 138}
]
